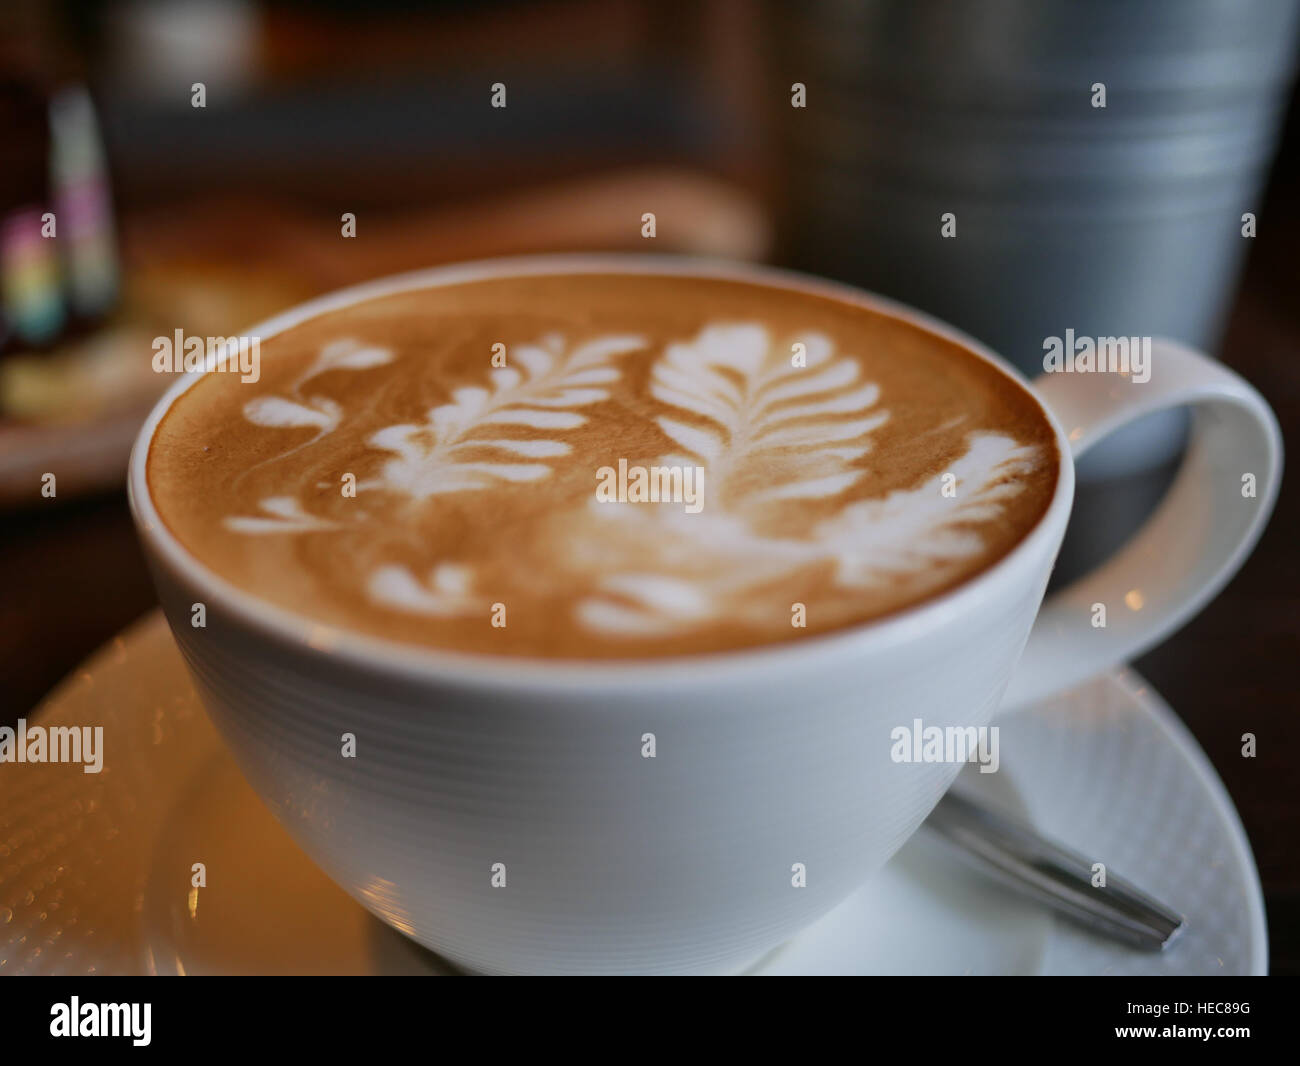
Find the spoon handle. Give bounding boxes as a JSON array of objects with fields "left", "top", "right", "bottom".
[{"left": 926, "top": 790, "right": 1185, "bottom": 951}]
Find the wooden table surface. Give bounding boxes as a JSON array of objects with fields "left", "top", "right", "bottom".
[{"left": 1, "top": 188, "right": 1295, "bottom": 974}]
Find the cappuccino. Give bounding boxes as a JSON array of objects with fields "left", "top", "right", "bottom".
[{"left": 147, "top": 271, "right": 1058, "bottom": 658}]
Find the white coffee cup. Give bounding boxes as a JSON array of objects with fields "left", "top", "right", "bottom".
[{"left": 128, "top": 256, "right": 1281, "bottom": 975}]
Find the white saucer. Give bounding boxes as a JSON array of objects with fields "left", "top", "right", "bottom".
[{"left": 0, "top": 612, "right": 1266, "bottom": 975}]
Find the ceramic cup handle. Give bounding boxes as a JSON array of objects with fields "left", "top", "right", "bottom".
[{"left": 1000, "top": 337, "right": 1283, "bottom": 712}]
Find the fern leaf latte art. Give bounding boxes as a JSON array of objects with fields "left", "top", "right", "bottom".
[{"left": 147, "top": 273, "right": 1058, "bottom": 658}]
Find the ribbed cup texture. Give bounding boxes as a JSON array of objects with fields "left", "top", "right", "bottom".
[{"left": 150, "top": 527, "right": 1052, "bottom": 975}]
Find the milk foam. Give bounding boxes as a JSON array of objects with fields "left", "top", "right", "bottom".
[{"left": 148, "top": 274, "right": 1058, "bottom": 658}]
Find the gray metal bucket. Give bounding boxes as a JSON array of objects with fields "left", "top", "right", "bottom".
[{"left": 767, "top": 0, "right": 1300, "bottom": 478}]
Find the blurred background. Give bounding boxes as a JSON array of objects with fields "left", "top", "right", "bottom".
[{"left": 0, "top": 0, "right": 1296, "bottom": 969}]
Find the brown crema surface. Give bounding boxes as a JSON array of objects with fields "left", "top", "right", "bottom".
[{"left": 148, "top": 273, "right": 1058, "bottom": 659}]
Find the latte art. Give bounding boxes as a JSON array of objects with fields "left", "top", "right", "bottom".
[{"left": 148, "top": 273, "right": 1058, "bottom": 658}]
